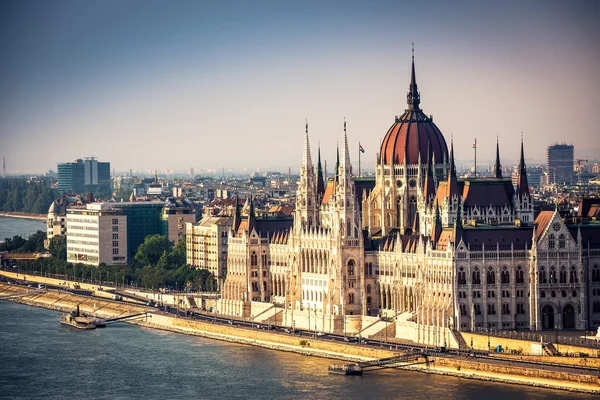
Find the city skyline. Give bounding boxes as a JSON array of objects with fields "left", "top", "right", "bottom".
[{"left": 1, "top": 0, "right": 599, "bottom": 174}]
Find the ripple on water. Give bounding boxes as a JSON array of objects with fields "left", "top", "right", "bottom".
[{"left": 0, "top": 302, "right": 592, "bottom": 400}]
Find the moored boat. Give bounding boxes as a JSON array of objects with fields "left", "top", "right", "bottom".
[{"left": 328, "top": 364, "right": 363, "bottom": 376}]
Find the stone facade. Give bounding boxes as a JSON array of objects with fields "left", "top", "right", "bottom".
[{"left": 218, "top": 58, "right": 600, "bottom": 343}]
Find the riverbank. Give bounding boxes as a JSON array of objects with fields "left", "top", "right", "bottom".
[
  {"left": 1, "top": 281, "right": 598, "bottom": 394},
  {"left": 0, "top": 212, "right": 46, "bottom": 221}
]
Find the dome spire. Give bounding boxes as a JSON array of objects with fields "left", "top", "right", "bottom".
[{"left": 407, "top": 42, "right": 421, "bottom": 111}]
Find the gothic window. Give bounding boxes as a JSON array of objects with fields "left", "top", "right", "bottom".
[
  {"left": 516, "top": 266, "right": 524, "bottom": 284},
  {"left": 549, "top": 267, "right": 555, "bottom": 284},
  {"left": 459, "top": 304, "right": 467, "bottom": 316},
  {"left": 458, "top": 268, "right": 466, "bottom": 285},
  {"left": 251, "top": 252, "right": 258, "bottom": 266},
  {"left": 408, "top": 196, "right": 417, "bottom": 229},
  {"left": 501, "top": 267, "right": 509, "bottom": 284},
  {"left": 548, "top": 234, "right": 555, "bottom": 249},
  {"left": 502, "top": 303, "right": 510, "bottom": 315},
  {"left": 263, "top": 281, "right": 267, "bottom": 291},
  {"left": 593, "top": 265, "right": 600, "bottom": 282},
  {"left": 570, "top": 266, "right": 577, "bottom": 284},
  {"left": 472, "top": 267, "right": 481, "bottom": 285},
  {"left": 347, "top": 260, "right": 355, "bottom": 276},
  {"left": 474, "top": 304, "right": 481, "bottom": 315},
  {"left": 539, "top": 267, "right": 547, "bottom": 284},
  {"left": 487, "top": 304, "right": 496, "bottom": 315},
  {"left": 367, "top": 296, "right": 372, "bottom": 305},
  {"left": 559, "top": 267, "right": 567, "bottom": 284},
  {"left": 487, "top": 268, "right": 495, "bottom": 285},
  {"left": 367, "top": 284, "right": 372, "bottom": 294},
  {"left": 348, "top": 293, "right": 355, "bottom": 304},
  {"left": 347, "top": 219, "right": 352, "bottom": 237},
  {"left": 558, "top": 234, "right": 566, "bottom": 248}
]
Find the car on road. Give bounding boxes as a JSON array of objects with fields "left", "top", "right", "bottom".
[
  {"left": 316, "top": 332, "right": 325, "bottom": 337},
  {"left": 344, "top": 336, "right": 359, "bottom": 343}
]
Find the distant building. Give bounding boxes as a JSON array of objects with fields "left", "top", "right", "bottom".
[
  {"left": 57, "top": 157, "right": 111, "bottom": 194},
  {"left": 186, "top": 216, "right": 233, "bottom": 283},
  {"left": 58, "top": 159, "right": 86, "bottom": 193},
  {"left": 66, "top": 203, "right": 128, "bottom": 266},
  {"left": 547, "top": 144, "right": 574, "bottom": 185},
  {"left": 58, "top": 198, "right": 196, "bottom": 264}
]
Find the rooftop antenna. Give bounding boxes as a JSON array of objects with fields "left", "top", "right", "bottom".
[{"left": 2, "top": 156, "right": 5, "bottom": 178}]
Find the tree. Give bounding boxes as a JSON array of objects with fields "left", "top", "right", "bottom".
[
  {"left": 134, "top": 234, "right": 170, "bottom": 267},
  {"left": 47, "top": 235, "right": 67, "bottom": 260},
  {"left": 171, "top": 236, "right": 187, "bottom": 267}
]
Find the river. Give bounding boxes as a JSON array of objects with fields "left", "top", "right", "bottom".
[
  {"left": 0, "top": 216, "right": 46, "bottom": 241},
  {"left": 0, "top": 301, "right": 590, "bottom": 400}
]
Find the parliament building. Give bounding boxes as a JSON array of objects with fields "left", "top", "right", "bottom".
[{"left": 216, "top": 55, "right": 600, "bottom": 345}]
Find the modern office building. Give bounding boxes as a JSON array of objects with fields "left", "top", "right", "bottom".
[
  {"left": 162, "top": 197, "right": 197, "bottom": 246},
  {"left": 547, "top": 144, "right": 574, "bottom": 185},
  {"left": 57, "top": 157, "right": 111, "bottom": 194},
  {"left": 66, "top": 203, "right": 128, "bottom": 266},
  {"left": 58, "top": 159, "right": 86, "bottom": 193}
]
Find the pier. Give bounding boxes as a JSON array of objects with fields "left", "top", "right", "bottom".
[{"left": 329, "top": 353, "right": 427, "bottom": 375}]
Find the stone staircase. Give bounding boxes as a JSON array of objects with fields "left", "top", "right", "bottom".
[
  {"left": 358, "top": 319, "right": 395, "bottom": 340},
  {"left": 451, "top": 330, "right": 469, "bottom": 350}
]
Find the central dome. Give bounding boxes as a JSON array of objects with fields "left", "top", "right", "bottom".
[{"left": 380, "top": 56, "right": 449, "bottom": 166}]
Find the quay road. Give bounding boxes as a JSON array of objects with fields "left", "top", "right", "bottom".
[{"left": 1, "top": 273, "right": 599, "bottom": 378}]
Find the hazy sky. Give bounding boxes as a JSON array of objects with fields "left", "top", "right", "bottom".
[{"left": 1, "top": 0, "right": 599, "bottom": 174}]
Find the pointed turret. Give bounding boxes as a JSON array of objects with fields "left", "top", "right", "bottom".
[
  {"left": 248, "top": 195, "right": 257, "bottom": 233},
  {"left": 316, "top": 144, "right": 325, "bottom": 198},
  {"left": 232, "top": 194, "right": 241, "bottom": 232},
  {"left": 335, "top": 142, "right": 340, "bottom": 178},
  {"left": 407, "top": 43, "right": 421, "bottom": 111},
  {"left": 341, "top": 118, "right": 352, "bottom": 174},
  {"left": 516, "top": 137, "right": 529, "bottom": 198},
  {"left": 493, "top": 137, "right": 502, "bottom": 179},
  {"left": 412, "top": 211, "right": 420, "bottom": 235},
  {"left": 447, "top": 138, "right": 458, "bottom": 199},
  {"left": 453, "top": 196, "right": 463, "bottom": 246},
  {"left": 302, "top": 121, "right": 313, "bottom": 169},
  {"left": 423, "top": 139, "right": 436, "bottom": 205},
  {"left": 432, "top": 200, "right": 442, "bottom": 248}
]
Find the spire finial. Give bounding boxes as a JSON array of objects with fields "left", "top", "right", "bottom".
[
  {"left": 407, "top": 43, "right": 420, "bottom": 111},
  {"left": 305, "top": 118, "right": 308, "bottom": 134},
  {"left": 343, "top": 117, "right": 346, "bottom": 134}
]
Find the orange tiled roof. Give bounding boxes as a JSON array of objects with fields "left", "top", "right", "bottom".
[{"left": 534, "top": 210, "right": 555, "bottom": 241}]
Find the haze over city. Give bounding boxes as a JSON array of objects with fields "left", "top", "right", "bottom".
[{"left": 1, "top": 0, "right": 599, "bottom": 174}]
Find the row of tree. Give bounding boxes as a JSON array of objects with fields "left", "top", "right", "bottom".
[
  {"left": 3, "top": 232, "right": 218, "bottom": 292},
  {"left": 0, "top": 178, "right": 59, "bottom": 214}
]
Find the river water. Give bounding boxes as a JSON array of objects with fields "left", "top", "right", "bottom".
[
  {"left": 0, "top": 301, "right": 591, "bottom": 400},
  {"left": 0, "top": 216, "right": 46, "bottom": 241}
]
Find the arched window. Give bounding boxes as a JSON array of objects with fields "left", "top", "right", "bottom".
[
  {"left": 570, "top": 266, "right": 577, "bottom": 284},
  {"left": 559, "top": 267, "right": 567, "bottom": 284},
  {"left": 472, "top": 267, "right": 481, "bottom": 285},
  {"left": 548, "top": 234, "right": 555, "bottom": 249},
  {"left": 251, "top": 251, "right": 258, "bottom": 266},
  {"left": 367, "top": 296, "right": 372, "bottom": 305},
  {"left": 487, "top": 268, "right": 495, "bottom": 285},
  {"left": 516, "top": 266, "right": 524, "bottom": 284},
  {"left": 593, "top": 265, "right": 600, "bottom": 282},
  {"left": 558, "top": 234, "right": 566, "bottom": 248},
  {"left": 367, "top": 284, "right": 371, "bottom": 294},
  {"left": 346, "top": 219, "right": 352, "bottom": 237},
  {"left": 347, "top": 259, "right": 355, "bottom": 276},
  {"left": 501, "top": 268, "right": 509, "bottom": 284},
  {"left": 348, "top": 293, "right": 355, "bottom": 304},
  {"left": 539, "top": 266, "right": 547, "bottom": 284}
]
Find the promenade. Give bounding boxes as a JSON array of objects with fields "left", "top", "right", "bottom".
[{"left": 1, "top": 271, "right": 600, "bottom": 394}]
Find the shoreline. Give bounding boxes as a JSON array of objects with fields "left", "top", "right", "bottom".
[
  {"left": 0, "top": 283, "right": 598, "bottom": 394},
  {"left": 0, "top": 212, "right": 46, "bottom": 221}
]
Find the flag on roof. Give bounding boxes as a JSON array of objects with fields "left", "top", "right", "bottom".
[{"left": 359, "top": 143, "right": 365, "bottom": 153}]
